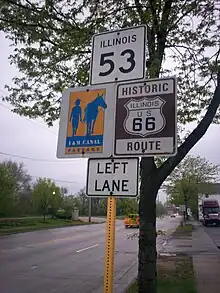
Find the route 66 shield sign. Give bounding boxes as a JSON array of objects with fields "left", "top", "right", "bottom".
[{"left": 123, "top": 96, "right": 166, "bottom": 137}]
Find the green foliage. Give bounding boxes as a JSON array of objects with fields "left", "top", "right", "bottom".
[
  {"left": 61, "top": 194, "right": 76, "bottom": 217},
  {"left": 166, "top": 155, "right": 220, "bottom": 218},
  {"left": 1, "top": 160, "right": 32, "bottom": 193},
  {"left": 0, "top": 217, "right": 92, "bottom": 235},
  {"left": 0, "top": 1, "right": 219, "bottom": 125},
  {"left": 0, "top": 160, "right": 32, "bottom": 215},
  {"left": 0, "top": 165, "right": 16, "bottom": 216},
  {"left": 55, "top": 208, "right": 72, "bottom": 220},
  {"left": 167, "top": 155, "right": 220, "bottom": 184},
  {"left": 32, "top": 178, "right": 62, "bottom": 220},
  {"left": 70, "top": 188, "right": 138, "bottom": 217},
  {"left": 117, "top": 198, "right": 138, "bottom": 215}
]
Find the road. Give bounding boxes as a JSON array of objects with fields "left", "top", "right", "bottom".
[
  {"left": 204, "top": 225, "right": 220, "bottom": 248},
  {"left": 0, "top": 216, "right": 180, "bottom": 293}
]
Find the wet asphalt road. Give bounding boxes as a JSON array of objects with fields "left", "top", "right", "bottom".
[
  {"left": 204, "top": 225, "right": 220, "bottom": 248},
  {"left": 0, "top": 217, "right": 180, "bottom": 293}
]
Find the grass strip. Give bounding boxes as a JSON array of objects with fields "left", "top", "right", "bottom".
[
  {"left": 127, "top": 255, "right": 197, "bottom": 293},
  {"left": 0, "top": 217, "right": 98, "bottom": 235}
]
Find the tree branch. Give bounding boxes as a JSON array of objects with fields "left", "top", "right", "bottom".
[
  {"left": 158, "top": 72, "right": 220, "bottom": 184},
  {"left": 157, "top": 0, "right": 173, "bottom": 63},
  {"left": 148, "top": 0, "right": 160, "bottom": 35},
  {"left": 167, "top": 0, "right": 199, "bottom": 33},
  {"left": 6, "top": 0, "right": 78, "bottom": 30},
  {"left": 140, "top": 157, "right": 157, "bottom": 184},
  {"left": 134, "top": 0, "right": 145, "bottom": 22}
]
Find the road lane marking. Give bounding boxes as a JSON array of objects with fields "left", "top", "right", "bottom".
[{"left": 76, "top": 244, "right": 99, "bottom": 253}]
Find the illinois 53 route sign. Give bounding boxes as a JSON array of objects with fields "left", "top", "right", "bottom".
[
  {"left": 89, "top": 25, "right": 147, "bottom": 85},
  {"left": 56, "top": 84, "right": 116, "bottom": 159},
  {"left": 114, "top": 77, "right": 177, "bottom": 157},
  {"left": 86, "top": 157, "right": 139, "bottom": 197}
]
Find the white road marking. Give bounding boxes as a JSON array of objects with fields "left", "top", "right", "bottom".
[{"left": 76, "top": 244, "right": 99, "bottom": 253}]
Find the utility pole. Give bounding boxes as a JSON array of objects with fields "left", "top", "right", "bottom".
[
  {"left": 184, "top": 194, "right": 188, "bottom": 221},
  {"left": 88, "top": 197, "right": 92, "bottom": 222}
]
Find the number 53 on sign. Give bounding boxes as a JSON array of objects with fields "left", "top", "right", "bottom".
[{"left": 89, "top": 25, "right": 147, "bottom": 85}]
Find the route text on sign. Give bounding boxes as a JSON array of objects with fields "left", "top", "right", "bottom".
[{"left": 86, "top": 158, "right": 139, "bottom": 197}]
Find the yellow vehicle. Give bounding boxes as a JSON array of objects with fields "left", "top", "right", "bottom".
[{"left": 124, "top": 214, "right": 139, "bottom": 228}]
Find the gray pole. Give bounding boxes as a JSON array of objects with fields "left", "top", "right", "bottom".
[{"left": 88, "top": 197, "right": 92, "bottom": 223}]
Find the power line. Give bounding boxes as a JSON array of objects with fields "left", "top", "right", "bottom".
[
  {"left": 0, "top": 92, "right": 85, "bottom": 186},
  {"left": 0, "top": 87, "right": 57, "bottom": 135},
  {"left": 0, "top": 150, "right": 85, "bottom": 163},
  {"left": 29, "top": 174, "right": 82, "bottom": 185},
  {"left": 0, "top": 89, "right": 7, "bottom": 95},
  {"left": 0, "top": 101, "right": 57, "bottom": 135},
  {"left": 0, "top": 91, "right": 85, "bottom": 163}
]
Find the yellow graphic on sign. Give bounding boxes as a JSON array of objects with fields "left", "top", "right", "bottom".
[{"left": 65, "top": 88, "right": 107, "bottom": 155}]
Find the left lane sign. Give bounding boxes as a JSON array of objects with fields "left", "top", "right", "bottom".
[
  {"left": 86, "top": 157, "right": 139, "bottom": 197},
  {"left": 57, "top": 84, "right": 115, "bottom": 158}
]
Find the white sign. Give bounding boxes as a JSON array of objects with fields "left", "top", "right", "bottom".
[
  {"left": 114, "top": 77, "right": 177, "bottom": 157},
  {"left": 89, "top": 25, "right": 147, "bottom": 85},
  {"left": 56, "top": 84, "right": 116, "bottom": 159},
  {"left": 123, "top": 97, "right": 166, "bottom": 136},
  {"left": 86, "top": 157, "right": 139, "bottom": 197}
]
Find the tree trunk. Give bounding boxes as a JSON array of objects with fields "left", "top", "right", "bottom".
[{"left": 138, "top": 157, "right": 161, "bottom": 293}]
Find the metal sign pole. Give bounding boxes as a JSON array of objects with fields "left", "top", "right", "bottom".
[
  {"left": 103, "top": 197, "right": 117, "bottom": 293},
  {"left": 88, "top": 197, "right": 92, "bottom": 222}
]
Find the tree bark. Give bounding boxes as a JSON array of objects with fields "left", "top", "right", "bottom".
[
  {"left": 137, "top": 72, "right": 220, "bottom": 293},
  {"left": 157, "top": 72, "right": 220, "bottom": 183},
  {"left": 138, "top": 157, "right": 160, "bottom": 293}
]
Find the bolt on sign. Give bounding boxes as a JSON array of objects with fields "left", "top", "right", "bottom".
[
  {"left": 56, "top": 84, "right": 116, "bottom": 159},
  {"left": 114, "top": 77, "right": 177, "bottom": 157}
]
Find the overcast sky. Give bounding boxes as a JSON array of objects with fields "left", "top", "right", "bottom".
[{"left": 0, "top": 32, "right": 220, "bottom": 202}]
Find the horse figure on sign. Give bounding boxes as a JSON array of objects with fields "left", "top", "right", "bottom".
[{"left": 83, "top": 93, "right": 107, "bottom": 136}]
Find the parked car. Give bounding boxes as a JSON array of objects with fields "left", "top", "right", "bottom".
[
  {"left": 124, "top": 214, "right": 139, "bottom": 228},
  {"left": 170, "top": 214, "right": 176, "bottom": 218}
]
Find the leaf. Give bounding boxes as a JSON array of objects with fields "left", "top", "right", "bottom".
[{"left": 1, "top": 0, "right": 220, "bottom": 125}]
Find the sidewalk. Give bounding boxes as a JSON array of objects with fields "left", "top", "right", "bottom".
[{"left": 160, "top": 221, "right": 220, "bottom": 293}]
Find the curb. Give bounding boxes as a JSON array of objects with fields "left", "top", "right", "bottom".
[{"left": 121, "top": 238, "right": 169, "bottom": 293}]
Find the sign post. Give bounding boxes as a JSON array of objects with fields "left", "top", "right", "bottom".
[
  {"left": 86, "top": 157, "right": 139, "bottom": 293},
  {"left": 88, "top": 25, "right": 146, "bottom": 293},
  {"left": 103, "top": 197, "right": 117, "bottom": 293},
  {"left": 56, "top": 23, "right": 177, "bottom": 293}
]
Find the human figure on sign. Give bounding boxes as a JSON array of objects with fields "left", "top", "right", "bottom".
[
  {"left": 70, "top": 98, "right": 83, "bottom": 136},
  {"left": 83, "top": 93, "right": 107, "bottom": 136}
]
